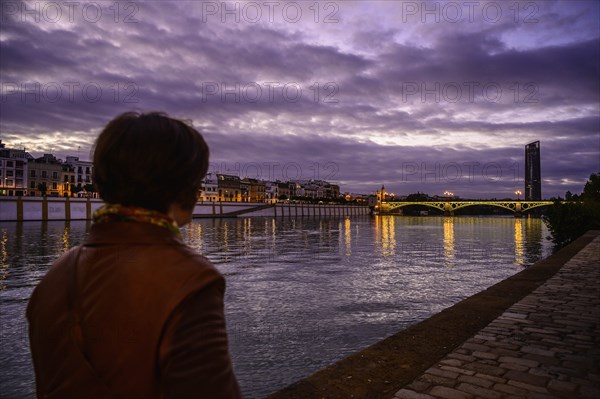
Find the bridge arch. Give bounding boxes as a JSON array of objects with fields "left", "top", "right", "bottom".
[{"left": 382, "top": 201, "right": 553, "bottom": 214}]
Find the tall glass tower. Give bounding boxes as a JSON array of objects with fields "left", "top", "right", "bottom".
[{"left": 525, "top": 141, "right": 541, "bottom": 200}]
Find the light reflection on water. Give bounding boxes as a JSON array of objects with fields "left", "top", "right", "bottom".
[{"left": 0, "top": 216, "right": 551, "bottom": 398}]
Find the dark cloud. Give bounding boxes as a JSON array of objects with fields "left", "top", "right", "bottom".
[
  {"left": 1, "top": 0, "right": 598, "bottom": 198},
  {"left": 203, "top": 117, "right": 599, "bottom": 199}
]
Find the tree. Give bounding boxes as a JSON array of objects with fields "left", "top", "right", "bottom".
[
  {"left": 543, "top": 173, "right": 600, "bottom": 249},
  {"left": 406, "top": 192, "right": 429, "bottom": 201},
  {"left": 69, "top": 184, "right": 78, "bottom": 196},
  {"left": 565, "top": 191, "right": 580, "bottom": 201},
  {"left": 565, "top": 191, "right": 573, "bottom": 201},
  {"left": 37, "top": 182, "right": 47, "bottom": 197},
  {"left": 582, "top": 173, "right": 600, "bottom": 202}
]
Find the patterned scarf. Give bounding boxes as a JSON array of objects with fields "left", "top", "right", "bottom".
[{"left": 93, "top": 204, "right": 181, "bottom": 238}]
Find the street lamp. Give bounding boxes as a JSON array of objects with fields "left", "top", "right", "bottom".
[{"left": 515, "top": 190, "right": 522, "bottom": 200}]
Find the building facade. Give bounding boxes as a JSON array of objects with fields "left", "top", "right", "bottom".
[
  {"left": 61, "top": 164, "right": 76, "bottom": 197},
  {"left": 217, "top": 174, "right": 241, "bottom": 202},
  {"left": 0, "top": 140, "right": 31, "bottom": 196},
  {"left": 199, "top": 172, "right": 219, "bottom": 202},
  {"left": 64, "top": 156, "right": 96, "bottom": 197},
  {"left": 240, "top": 178, "right": 265, "bottom": 202},
  {"left": 2, "top": 139, "right": 345, "bottom": 202},
  {"left": 28, "top": 154, "right": 66, "bottom": 197}
]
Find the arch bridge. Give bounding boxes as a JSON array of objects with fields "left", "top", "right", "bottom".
[{"left": 381, "top": 201, "right": 554, "bottom": 214}]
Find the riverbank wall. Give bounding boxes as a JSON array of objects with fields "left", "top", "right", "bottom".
[
  {"left": 0, "top": 197, "right": 370, "bottom": 221},
  {"left": 266, "top": 230, "right": 600, "bottom": 399}
]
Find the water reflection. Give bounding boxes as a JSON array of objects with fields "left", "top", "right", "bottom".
[
  {"left": 0, "top": 216, "right": 553, "bottom": 399},
  {"left": 374, "top": 215, "right": 396, "bottom": 256},
  {"left": 514, "top": 218, "right": 524, "bottom": 266},
  {"left": 1, "top": 230, "right": 8, "bottom": 290},
  {"left": 344, "top": 218, "right": 352, "bottom": 256},
  {"left": 525, "top": 216, "right": 543, "bottom": 265},
  {"left": 61, "top": 223, "right": 70, "bottom": 253},
  {"left": 243, "top": 218, "right": 251, "bottom": 256},
  {"left": 443, "top": 217, "right": 455, "bottom": 266},
  {"left": 188, "top": 222, "right": 203, "bottom": 253}
]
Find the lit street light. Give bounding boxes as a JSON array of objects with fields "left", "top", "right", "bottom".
[{"left": 515, "top": 190, "right": 522, "bottom": 200}]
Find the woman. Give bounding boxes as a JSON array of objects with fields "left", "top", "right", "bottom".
[{"left": 27, "top": 112, "right": 241, "bottom": 398}]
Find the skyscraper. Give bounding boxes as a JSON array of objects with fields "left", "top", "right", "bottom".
[{"left": 525, "top": 141, "right": 541, "bottom": 200}]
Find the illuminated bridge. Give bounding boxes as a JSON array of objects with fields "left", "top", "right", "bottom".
[{"left": 380, "top": 201, "right": 554, "bottom": 215}]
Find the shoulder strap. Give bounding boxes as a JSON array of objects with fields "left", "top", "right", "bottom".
[
  {"left": 64, "top": 247, "right": 122, "bottom": 399},
  {"left": 67, "top": 248, "right": 84, "bottom": 350}
]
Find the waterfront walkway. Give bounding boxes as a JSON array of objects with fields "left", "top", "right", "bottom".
[{"left": 394, "top": 235, "right": 600, "bottom": 399}]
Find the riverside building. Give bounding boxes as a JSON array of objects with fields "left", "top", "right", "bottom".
[{"left": 0, "top": 140, "right": 31, "bottom": 196}]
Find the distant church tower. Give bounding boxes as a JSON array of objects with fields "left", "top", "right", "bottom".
[{"left": 380, "top": 185, "right": 386, "bottom": 201}]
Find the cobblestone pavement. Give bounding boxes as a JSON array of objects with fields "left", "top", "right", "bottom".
[{"left": 394, "top": 236, "right": 600, "bottom": 399}]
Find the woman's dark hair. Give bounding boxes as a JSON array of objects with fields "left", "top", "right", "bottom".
[{"left": 92, "top": 111, "right": 209, "bottom": 213}]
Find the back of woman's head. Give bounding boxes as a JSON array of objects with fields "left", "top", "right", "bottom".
[{"left": 93, "top": 111, "right": 209, "bottom": 213}]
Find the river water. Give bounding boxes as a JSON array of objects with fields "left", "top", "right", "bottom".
[{"left": 0, "top": 215, "right": 551, "bottom": 398}]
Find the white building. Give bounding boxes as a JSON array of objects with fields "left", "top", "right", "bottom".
[
  {"left": 0, "top": 140, "right": 32, "bottom": 196},
  {"left": 264, "top": 181, "right": 279, "bottom": 202},
  {"left": 64, "top": 156, "right": 96, "bottom": 197},
  {"left": 199, "top": 172, "right": 219, "bottom": 202}
]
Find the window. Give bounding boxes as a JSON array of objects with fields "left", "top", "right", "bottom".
[
  {"left": 52, "top": 171, "right": 58, "bottom": 179},
  {"left": 78, "top": 167, "right": 83, "bottom": 173},
  {"left": 6, "top": 170, "right": 13, "bottom": 177},
  {"left": 6, "top": 179, "right": 13, "bottom": 186},
  {"left": 16, "top": 161, "right": 24, "bottom": 168},
  {"left": 85, "top": 167, "right": 90, "bottom": 174},
  {"left": 52, "top": 183, "right": 57, "bottom": 190},
  {"left": 30, "top": 181, "right": 36, "bottom": 189},
  {"left": 30, "top": 170, "right": 36, "bottom": 177},
  {"left": 78, "top": 176, "right": 82, "bottom": 182},
  {"left": 15, "top": 170, "right": 23, "bottom": 177},
  {"left": 41, "top": 171, "right": 47, "bottom": 178},
  {"left": 85, "top": 176, "right": 90, "bottom": 182},
  {"left": 7, "top": 161, "right": 13, "bottom": 167},
  {"left": 70, "top": 176, "right": 75, "bottom": 183},
  {"left": 64, "top": 175, "right": 69, "bottom": 182}
]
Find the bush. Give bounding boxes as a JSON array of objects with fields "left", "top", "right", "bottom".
[{"left": 543, "top": 200, "right": 600, "bottom": 249}]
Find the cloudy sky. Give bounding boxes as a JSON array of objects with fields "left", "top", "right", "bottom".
[{"left": 1, "top": 0, "right": 599, "bottom": 198}]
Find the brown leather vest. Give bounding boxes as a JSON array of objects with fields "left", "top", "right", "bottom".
[{"left": 27, "top": 222, "right": 240, "bottom": 399}]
